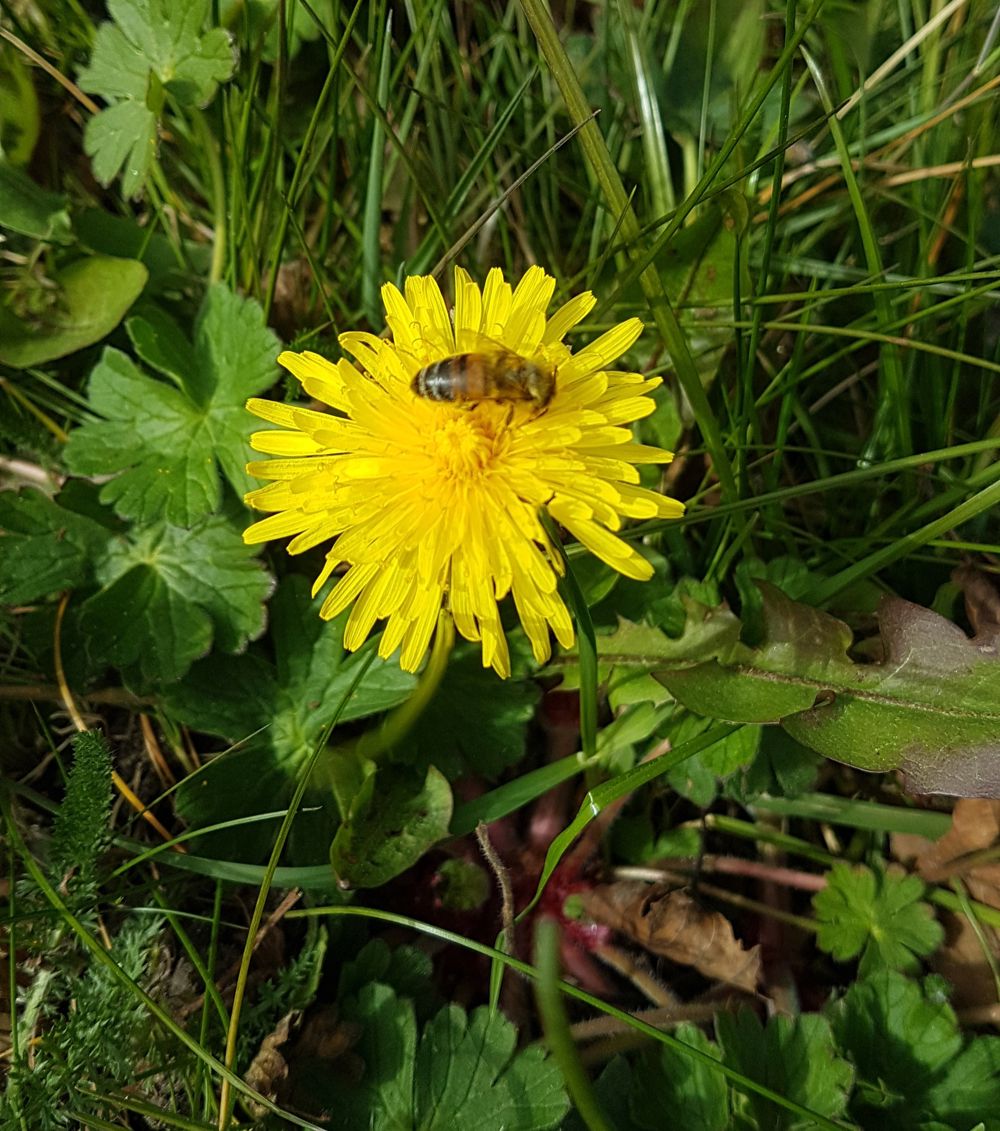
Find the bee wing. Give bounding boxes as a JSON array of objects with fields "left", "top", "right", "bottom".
[{"left": 453, "top": 329, "right": 512, "bottom": 357}]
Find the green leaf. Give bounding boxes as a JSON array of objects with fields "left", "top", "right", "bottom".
[
  {"left": 76, "top": 208, "right": 213, "bottom": 292},
  {"left": 829, "top": 971, "right": 969, "bottom": 1129},
  {"left": 330, "top": 764, "right": 453, "bottom": 889},
  {"left": 716, "top": 1011, "right": 853, "bottom": 1130},
  {"left": 563, "top": 1056, "right": 638, "bottom": 1131},
  {"left": 0, "top": 256, "right": 147, "bottom": 368},
  {"left": 337, "top": 939, "right": 436, "bottom": 1017},
  {"left": 323, "top": 983, "right": 568, "bottom": 1130},
  {"left": 50, "top": 730, "right": 113, "bottom": 889},
  {"left": 83, "top": 100, "right": 157, "bottom": 199},
  {"left": 79, "top": 514, "right": 272, "bottom": 688},
  {"left": 218, "top": 0, "right": 340, "bottom": 62},
  {"left": 0, "top": 46, "right": 41, "bottom": 164},
  {"left": 164, "top": 574, "right": 415, "bottom": 757},
  {"left": 166, "top": 575, "right": 414, "bottom": 857},
  {"left": 78, "top": 0, "right": 235, "bottom": 196},
  {"left": 727, "top": 728, "right": 822, "bottom": 804},
  {"left": 0, "top": 160, "right": 72, "bottom": 242},
  {"left": 657, "top": 191, "right": 751, "bottom": 388},
  {"left": 813, "top": 863, "right": 944, "bottom": 973},
  {"left": 924, "top": 1036, "right": 1000, "bottom": 1131},
  {"left": 64, "top": 285, "right": 280, "bottom": 526},
  {"left": 632, "top": 1023, "right": 730, "bottom": 1130},
  {"left": 655, "top": 582, "right": 1000, "bottom": 797},
  {"left": 408, "top": 644, "right": 540, "bottom": 780},
  {"left": 0, "top": 489, "right": 109, "bottom": 605},
  {"left": 665, "top": 712, "right": 761, "bottom": 806}
]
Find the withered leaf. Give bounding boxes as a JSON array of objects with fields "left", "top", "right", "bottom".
[
  {"left": 244, "top": 1010, "right": 300, "bottom": 1115},
  {"left": 580, "top": 882, "right": 761, "bottom": 992},
  {"left": 902, "top": 799, "right": 1000, "bottom": 1010}
]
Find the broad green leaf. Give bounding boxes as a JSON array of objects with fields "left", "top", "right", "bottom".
[
  {"left": 665, "top": 711, "right": 761, "bottom": 806},
  {"left": 64, "top": 285, "right": 279, "bottom": 526},
  {"left": 219, "top": 0, "right": 340, "bottom": 61},
  {"left": 321, "top": 983, "right": 568, "bottom": 1130},
  {"left": 829, "top": 971, "right": 970, "bottom": 1129},
  {"left": 727, "top": 728, "right": 822, "bottom": 804},
  {"left": 78, "top": 0, "right": 235, "bottom": 196},
  {"left": 658, "top": 0, "right": 766, "bottom": 138},
  {"left": 0, "top": 161, "right": 72, "bottom": 242},
  {"left": 0, "top": 489, "right": 109, "bottom": 604},
  {"left": 563, "top": 1056, "right": 638, "bottom": 1131},
  {"left": 80, "top": 514, "right": 272, "bottom": 688},
  {"left": 337, "top": 939, "right": 436, "bottom": 1016},
  {"left": 716, "top": 1011, "right": 853, "bottom": 1130},
  {"left": 330, "top": 764, "right": 453, "bottom": 889},
  {"left": 812, "top": 863, "right": 943, "bottom": 974},
  {"left": 924, "top": 1036, "right": 1000, "bottom": 1131},
  {"left": 655, "top": 582, "right": 1000, "bottom": 798},
  {"left": 167, "top": 575, "right": 414, "bottom": 859},
  {"left": 163, "top": 575, "right": 415, "bottom": 755},
  {"left": 406, "top": 642, "right": 540, "bottom": 780},
  {"left": 0, "top": 256, "right": 147, "bottom": 368},
  {"left": 76, "top": 208, "right": 213, "bottom": 292},
  {"left": 632, "top": 1023, "right": 729, "bottom": 1130},
  {"left": 0, "top": 46, "right": 40, "bottom": 164}
]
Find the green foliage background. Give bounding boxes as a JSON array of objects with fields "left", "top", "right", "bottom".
[{"left": 2, "top": 0, "right": 1000, "bottom": 1128}]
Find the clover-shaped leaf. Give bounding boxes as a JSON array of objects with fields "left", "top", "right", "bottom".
[
  {"left": 65, "top": 285, "right": 279, "bottom": 527},
  {"left": 78, "top": 0, "right": 234, "bottom": 196},
  {"left": 813, "top": 862, "right": 943, "bottom": 974}
]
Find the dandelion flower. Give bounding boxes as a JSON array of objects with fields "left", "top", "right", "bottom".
[{"left": 243, "top": 266, "right": 684, "bottom": 677}]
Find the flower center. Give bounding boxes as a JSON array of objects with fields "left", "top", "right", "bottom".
[{"left": 430, "top": 409, "right": 507, "bottom": 480}]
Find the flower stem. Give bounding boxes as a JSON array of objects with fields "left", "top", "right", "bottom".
[{"left": 355, "top": 611, "right": 456, "bottom": 762}]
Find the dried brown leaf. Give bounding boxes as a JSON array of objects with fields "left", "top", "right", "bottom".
[
  {"left": 955, "top": 564, "right": 1000, "bottom": 639},
  {"left": 580, "top": 882, "right": 761, "bottom": 992},
  {"left": 244, "top": 1010, "right": 299, "bottom": 1115},
  {"left": 914, "top": 799, "right": 1000, "bottom": 899},
  {"left": 901, "top": 799, "right": 1000, "bottom": 1010}
]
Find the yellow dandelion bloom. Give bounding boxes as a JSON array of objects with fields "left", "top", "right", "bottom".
[{"left": 243, "top": 266, "right": 684, "bottom": 677}]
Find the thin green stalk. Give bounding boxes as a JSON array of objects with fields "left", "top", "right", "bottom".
[
  {"left": 193, "top": 109, "right": 227, "bottom": 285},
  {"left": 216, "top": 650, "right": 377, "bottom": 1129},
  {"left": 361, "top": 13, "right": 392, "bottom": 324},
  {"left": 809, "top": 473, "right": 1000, "bottom": 602},
  {"left": 747, "top": 0, "right": 796, "bottom": 495},
  {"left": 535, "top": 919, "right": 612, "bottom": 1131},
  {"left": 263, "top": 0, "right": 363, "bottom": 322},
  {"left": 355, "top": 611, "right": 455, "bottom": 761},
  {"left": 199, "top": 880, "right": 224, "bottom": 1122},
  {"left": 0, "top": 792, "right": 324, "bottom": 1131},
  {"left": 623, "top": 437, "right": 1000, "bottom": 537},
  {"left": 803, "top": 48, "right": 910, "bottom": 456},
  {"left": 519, "top": 0, "right": 739, "bottom": 506}
]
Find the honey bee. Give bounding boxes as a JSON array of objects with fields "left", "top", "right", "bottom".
[{"left": 411, "top": 348, "right": 555, "bottom": 409}]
